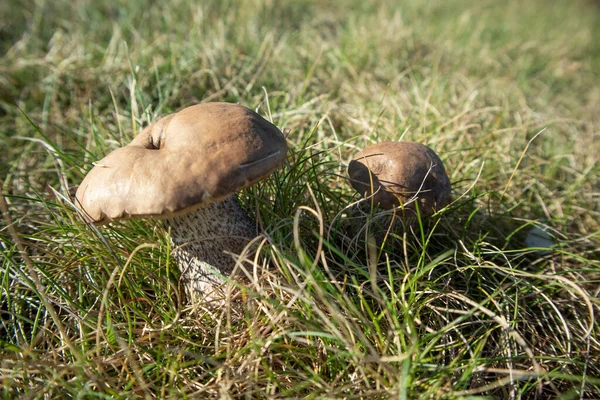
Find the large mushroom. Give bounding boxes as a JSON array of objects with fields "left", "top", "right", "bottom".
[
  {"left": 348, "top": 141, "right": 451, "bottom": 216},
  {"left": 75, "top": 102, "right": 287, "bottom": 301}
]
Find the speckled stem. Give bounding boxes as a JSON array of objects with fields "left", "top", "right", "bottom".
[
  {"left": 342, "top": 202, "right": 418, "bottom": 254},
  {"left": 164, "top": 196, "right": 257, "bottom": 300}
]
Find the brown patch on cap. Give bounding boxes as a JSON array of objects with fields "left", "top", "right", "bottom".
[
  {"left": 76, "top": 103, "right": 287, "bottom": 223},
  {"left": 348, "top": 141, "right": 451, "bottom": 215}
]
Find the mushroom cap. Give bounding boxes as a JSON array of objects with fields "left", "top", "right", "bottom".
[
  {"left": 348, "top": 141, "right": 451, "bottom": 215},
  {"left": 76, "top": 102, "right": 287, "bottom": 224}
]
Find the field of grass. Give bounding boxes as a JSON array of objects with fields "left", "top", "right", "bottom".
[{"left": 1, "top": 0, "right": 599, "bottom": 398}]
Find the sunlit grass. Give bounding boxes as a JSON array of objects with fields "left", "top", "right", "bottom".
[{"left": 1, "top": 0, "right": 599, "bottom": 398}]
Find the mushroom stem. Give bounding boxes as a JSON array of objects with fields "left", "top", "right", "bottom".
[{"left": 164, "top": 196, "right": 257, "bottom": 300}]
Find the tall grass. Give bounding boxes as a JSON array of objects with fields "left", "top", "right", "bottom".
[{"left": 1, "top": 0, "right": 599, "bottom": 398}]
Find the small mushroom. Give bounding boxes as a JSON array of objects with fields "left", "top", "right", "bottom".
[
  {"left": 75, "top": 102, "right": 287, "bottom": 301},
  {"left": 525, "top": 220, "right": 555, "bottom": 255},
  {"left": 348, "top": 141, "right": 451, "bottom": 216}
]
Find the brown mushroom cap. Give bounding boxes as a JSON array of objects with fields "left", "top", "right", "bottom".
[
  {"left": 348, "top": 141, "right": 451, "bottom": 215},
  {"left": 76, "top": 102, "right": 287, "bottom": 223}
]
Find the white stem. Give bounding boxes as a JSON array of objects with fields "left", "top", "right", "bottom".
[{"left": 165, "top": 196, "right": 257, "bottom": 300}]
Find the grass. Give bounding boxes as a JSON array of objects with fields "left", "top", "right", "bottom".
[{"left": 1, "top": 0, "right": 599, "bottom": 398}]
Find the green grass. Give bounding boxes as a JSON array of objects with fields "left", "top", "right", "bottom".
[{"left": 1, "top": 0, "right": 599, "bottom": 398}]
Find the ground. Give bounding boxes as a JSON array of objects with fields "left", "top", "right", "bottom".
[{"left": 1, "top": 0, "right": 599, "bottom": 398}]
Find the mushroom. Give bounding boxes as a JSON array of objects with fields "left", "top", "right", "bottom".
[
  {"left": 75, "top": 102, "right": 287, "bottom": 301},
  {"left": 348, "top": 141, "right": 451, "bottom": 216}
]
